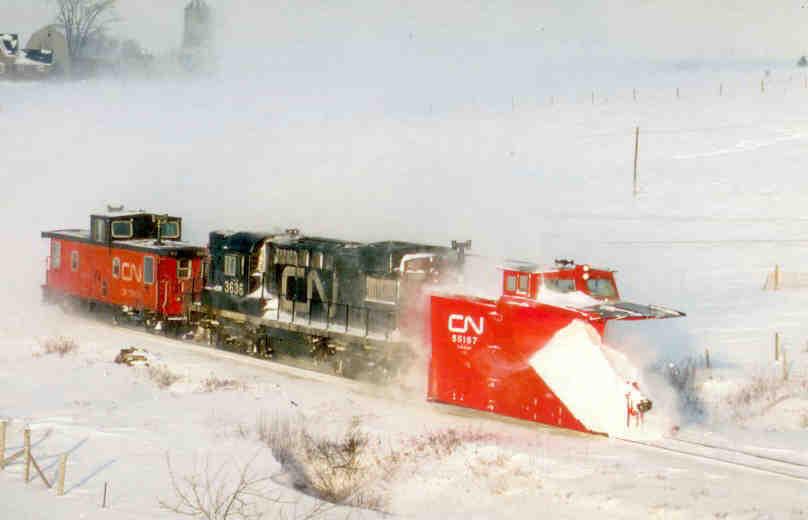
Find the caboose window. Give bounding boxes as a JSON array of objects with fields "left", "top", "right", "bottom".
[
  {"left": 144, "top": 256, "right": 155, "bottom": 284},
  {"left": 177, "top": 258, "right": 191, "bottom": 279},
  {"left": 92, "top": 219, "right": 107, "bottom": 242},
  {"left": 70, "top": 251, "right": 79, "bottom": 272},
  {"left": 112, "top": 257, "right": 121, "bottom": 278},
  {"left": 366, "top": 276, "right": 398, "bottom": 304},
  {"left": 111, "top": 220, "right": 133, "bottom": 239},
  {"left": 224, "top": 255, "right": 240, "bottom": 277},
  {"left": 506, "top": 275, "right": 516, "bottom": 291},
  {"left": 51, "top": 241, "right": 61, "bottom": 269},
  {"left": 160, "top": 221, "right": 180, "bottom": 239}
]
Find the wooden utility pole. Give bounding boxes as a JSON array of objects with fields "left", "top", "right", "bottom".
[
  {"left": 23, "top": 428, "right": 31, "bottom": 483},
  {"left": 633, "top": 126, "right": 640, "bottom": 196},
  {"left": 0, "top": 421, "right": 6, "bottom": 470}
]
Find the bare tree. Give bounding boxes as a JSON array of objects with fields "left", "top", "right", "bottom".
[
  {"left": 54, "top": 0, "right": 117, "bottom": 60},
  {"left": 160, "top": 454, "right": 271, "bottom": 520}
]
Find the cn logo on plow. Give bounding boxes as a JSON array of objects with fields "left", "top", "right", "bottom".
[{"left": 448, "top": 314, "right": 484, "bottom": 334}]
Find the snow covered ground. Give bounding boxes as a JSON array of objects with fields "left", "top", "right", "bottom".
[{"left": 2, "top": 64, "right": 808, "bottom": 517}]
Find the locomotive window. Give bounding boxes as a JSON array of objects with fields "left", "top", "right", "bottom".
[
  {"left": 111, "top": 220, "right": 133, "bottom": 239},
  {"left": 586, "top": 278, "right": 617, "bottom": 299},
  {"left": 366, "top": 276, "right": 398, "bottom": 304},
  {"left": 312, "top": 252, "right": 324, "bottom": 269},
  {"left": 300, "top": 250, "right": 310, "bottom": 267},
  {"left": 160, "top": 221, "right": 180, "bottom": 239},
  {"left": 112, "top": 257, "right": 121, "bottom": 278},
  {"left": 177, "top": 258, "right": 191, "bottom": 279},
  {"left": 518, "top": 274, "right": 530, "bottom": 293},
  {"left": 51, "top": 241, "right": 61, "bottom": 269},
  {"left": 506, "top": 275, "right": 516, "bottom": 291},
  {"left": 544, "top": 278, "right": 575, "bottom": 293},
  {"left": 70, "top": 251, "right": 79, "bottom": 272},
  {"left": 144, "top": 256, "right": 154, "bottom": 284},
  {"left": 224, "top": 255, "right": 240, "bottom": 277}
]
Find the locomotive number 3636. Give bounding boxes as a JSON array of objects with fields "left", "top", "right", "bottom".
[{"left": 223, "top": 279, "right": 245, "bottom": 296}]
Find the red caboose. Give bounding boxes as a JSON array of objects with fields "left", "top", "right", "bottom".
[{"left": 42, "top": 209, "right": 206, "bottom": 328}]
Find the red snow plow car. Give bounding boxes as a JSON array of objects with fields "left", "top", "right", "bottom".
[{"left": 428, "top": 259, "right": 684, "bottom": 435}]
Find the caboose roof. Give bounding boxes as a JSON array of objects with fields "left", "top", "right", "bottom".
[{"left": 41, "top": 229, "right": 205, "bottom": 255}]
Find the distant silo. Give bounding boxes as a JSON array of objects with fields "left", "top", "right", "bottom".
[{"left": 183, "top": 0, "right": 213, "bottom": 50}]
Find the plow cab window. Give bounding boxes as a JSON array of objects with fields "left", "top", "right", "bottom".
[
  {"left": 70, "top": 251, "right": 79, "bottom": 272},
  {"left": 111, "top": 220, "right": 133, "bottom": 239},
  {"left": 543, "top": 278, "right": 575, "bottom": 293},
  {"left": 586, "top": 278, "right": 617, "bottom": 299},
  {"left": 177, "top": 258, "right": 191, "bottom": 279},
  {"left": 51, "top": 241, "right": 61, "bottom": 269},
  {"left": 160, "top": 221, "right": 180, "bottom": 239}
]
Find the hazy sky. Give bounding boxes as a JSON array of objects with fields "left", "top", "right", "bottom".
[{"left": 5, "top": 1, "right": 808, "bottom": 62}]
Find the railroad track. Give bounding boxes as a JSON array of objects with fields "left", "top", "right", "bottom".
[
  {"left": 69, "top": 312, "right": 808, "bottom": 478},
  {"left": 616, "top": 436, "right": 808, "bottom": 482}
]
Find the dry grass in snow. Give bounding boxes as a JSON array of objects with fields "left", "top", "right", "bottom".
[
  {"left": 256, "top": 414, "right": 502, "bottom": 512},
  {"left": 38, "top": 336, "right": 79, "bottom": 357},
  {"left": 201, "top": 375, "right": 248, "bottom": 393}
]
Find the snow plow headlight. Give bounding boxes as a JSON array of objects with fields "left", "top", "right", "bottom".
[
  {"left": 582, "top": 273, "right": 590, "bottom": 280},
  {"left": 637, "top": 399, "right": 653, "bottom": 413}
]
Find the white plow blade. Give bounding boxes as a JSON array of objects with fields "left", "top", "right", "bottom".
[{"left": 529, "top": 319, "right": 639, "bottom": 435}]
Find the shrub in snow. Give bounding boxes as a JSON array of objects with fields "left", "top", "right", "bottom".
[
  {"left": 39, "top": 336, "right": 78, "bottom": 357},
  {"left": 148, "top": 364, "right": 182, "bottom": 389},
  {"left": 258, "top": 415, "right": 386, "bottom": 510}
]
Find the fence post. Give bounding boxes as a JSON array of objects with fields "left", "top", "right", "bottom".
[
  {"left": 23, "top": 428, "right": 31, "bottom": 483},
  {"left": 326, "top": 302, "right": 330, "bottom": 330},
  {"left": 719, "top": 83, "right": 723, "bottom": 96},
  {"left": 782, "top": 348, "right": 788, "bottom": 381},
  {"left": 102, "top": 481, "right": 108, "bottom": 508},
  {"left": 775, "top": 332, "right": 781, "bottom": 361},
  {"left": 633, "top": 126, "right": 640, "bottom": 197},
  {"left": 633, "top": 88, "right": 637, "bottom": 102},
  {"left": 705, "top": 348, "right": 711, "bottom": 369},
  {"left": 364, "top": 308, "right": 370, "bottom": 337},
  {"left": 676, "top": 87, "right": 680, "bottom": 99},
  {"left": 0, "top": 420, "right": 6, "bottom": 470},
  {"left": 774, "top": 264, "right": 780, "bottom": 290},
  {"left": 345, "top": 304, "right": 350, "bottom": 333},
  {"left": 57, "top": 454, "right": 67, "bottom": 496}
]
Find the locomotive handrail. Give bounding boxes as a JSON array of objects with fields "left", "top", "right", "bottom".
[{"left": 261, "top": 296, "right": 397, "bottom": 340}]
